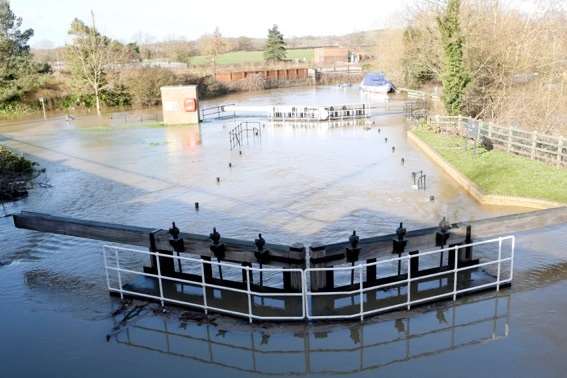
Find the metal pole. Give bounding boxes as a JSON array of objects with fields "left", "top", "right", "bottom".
[
  {"left": 200, "top": 259, "right": 208, "bottom": 314},
  {"left": 359, "top": 267, "right": 364, "bottom": 322},
  {"left": 453, "top": 246, "right": 459, "bottom": 301},
  {"left": 155, "top": 251, "right": 165, "bottom": 307},
  {"left": 406, "top": 257, "right": 411, "bottom": 310},
  {"left": 114, "top": 248, "right": 123, "bottom": 300},
  {"left": 246, "top": 265, "right": 253, "bottom": 323},
  {"left": 496, "top": 238, "right": 502, "bottom": 291}
]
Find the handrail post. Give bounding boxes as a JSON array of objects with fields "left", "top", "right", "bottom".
[
  {"left": 103, "top": 247, "right": 111, "bottom": 291},
  {"left": 510, "top": 236, "right": 515, "bottom": 282},
  {"left": 453, "top": 246, "right": 459, "bottom": 301},
  {"left": 114, "top": 248, "right": 124, "bottom": 300},
  {"left": 246, "top": 265, "right": 253, "bottom": 323},
  {"left": 155, "top": 251, "right": 165, "bottom": 307},
  {"left": 406, "top": 257, "right": 411, "bottom": 310},
  {"left": 496, "top": 238, "right": 502, "bottom": 291},
  {"left": 200, "top": 259, "right": 208, "bottom": 315},
  {"left": 359, "top": 266, "right": 364, "bottom": 322}
]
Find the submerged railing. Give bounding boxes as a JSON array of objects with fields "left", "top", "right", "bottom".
[{"left": 103, "top": 235, "right": 514, "bottom": 322}]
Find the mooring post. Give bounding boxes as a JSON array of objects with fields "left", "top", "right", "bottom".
[
  {"left": 346, "top": 231, "right": 361, "bottom": 287},
  {"left": 209, "top": 227, "right": 226, "bottom": 280},
  {"left": 435, "top": 218, "right": 451, "bottom": 267},
  {"left": 393, "top": 222, "right": 408, "bottom": 277},
  {"left": 254, "top": 233, "right": 270, "bottom": 288}
]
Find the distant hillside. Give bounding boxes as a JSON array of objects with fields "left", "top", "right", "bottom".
[{"left": 32, "top": 29, "right": 382, "bottom": 66}]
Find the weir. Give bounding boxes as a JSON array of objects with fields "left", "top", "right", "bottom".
[{"left": 11, "top": 207, "right": 567, "bottom": 321}]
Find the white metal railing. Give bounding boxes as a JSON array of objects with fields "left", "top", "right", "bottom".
[
  {"left": 103, "top": 245, "right": 305, "bottom": 323},
  {"left": 304, "top": 236, "right": 514, "bottom": 321},
  {"left": 103, "top": 235, "right": 514, "bottom": 322}
]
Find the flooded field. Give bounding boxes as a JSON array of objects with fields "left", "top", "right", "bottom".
[{"left": 2, "top": 86, "right": 567, "bottom": 377}]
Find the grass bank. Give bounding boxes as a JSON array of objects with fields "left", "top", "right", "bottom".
[
  {"left": 190, "top": 48, "right": 314, "bottom": 66},
  {"left": 412, "top": 127, "right": 567, "bottom": 204}
]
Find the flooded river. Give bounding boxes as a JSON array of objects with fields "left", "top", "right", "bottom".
[{"left": 1, "top": 86, "right": 567, "bottom": 377}]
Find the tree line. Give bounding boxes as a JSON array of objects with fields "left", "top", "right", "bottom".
[
  {"left": 374, "top": 0, "right": 567, "bottom": 134},
  {"left": 0, "top": 0, "right": 291, "bottom": 117}
]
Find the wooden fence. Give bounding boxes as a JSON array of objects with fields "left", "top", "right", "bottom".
[{"left": 429, "top": 115, "right": 567, "bottom": 168}]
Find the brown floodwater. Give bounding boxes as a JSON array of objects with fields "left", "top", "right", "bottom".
[{"left": 1, "top": 85, "right": 566, "bottom": 377}]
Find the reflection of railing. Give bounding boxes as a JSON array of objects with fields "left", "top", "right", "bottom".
[
  {"left": 305, "top": 236, "right": 514, "bottom": 321},
  {"left": 114, "top": 294, "right": 511, "bottom": 375},
  {"left": 103, "top": 236, "right": 514, "bottom": 322}
]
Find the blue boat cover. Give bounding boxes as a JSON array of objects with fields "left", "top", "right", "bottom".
[{"left": 361, "top": 72, "right": 392, "bottom": 87}]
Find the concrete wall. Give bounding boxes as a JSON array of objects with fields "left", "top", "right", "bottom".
[{"left": 160, "top": 85, "right": 200, "bottom": 125}]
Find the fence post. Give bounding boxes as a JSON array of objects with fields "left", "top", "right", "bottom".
[
  {"left": 507, "top": 127, "right": 513, "bottom": 153},
  {"left": 530, "top": 131, "right": 537, "bottom": 160},
  {"left": 557, "top": 136, "right": 564, "bottom": 167}
]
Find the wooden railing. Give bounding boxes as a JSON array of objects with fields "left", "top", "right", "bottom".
[{"left": 428, "top": 115, "right": 567, "bottom": 168}]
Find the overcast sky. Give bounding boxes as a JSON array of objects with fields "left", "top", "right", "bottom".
[{"left": 12, "top": 0, "right": 541, "bottom": 48}]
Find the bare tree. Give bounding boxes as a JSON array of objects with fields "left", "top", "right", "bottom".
[
  {"left": 197, "top": 27, "right": 227, "bottom": 72},
  {"left": 65, "top": 12, "right": 122, "bottom": 115}
]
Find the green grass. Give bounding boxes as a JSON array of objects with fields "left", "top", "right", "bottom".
[
  {"left": 413, "top": 127, "right": 567, "bottom": 203},
  {"left": 190, "top": 48, "right": 314, "bottom": 66}
]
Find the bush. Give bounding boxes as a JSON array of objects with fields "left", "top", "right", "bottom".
[
  {"left": 123, "top": 67, "right": 178, "bottom": 106},
  {"left": 0, "top": 146, "right": 35, "bottom": 174}
]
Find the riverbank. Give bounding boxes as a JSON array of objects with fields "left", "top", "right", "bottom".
[
  {"left": 409, "top": 127, "right": 567, "bottom": 207},
  {"left": 0, "top": 146, "right": 41, "bottom": 201}
]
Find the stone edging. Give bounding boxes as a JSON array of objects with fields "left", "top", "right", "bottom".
[{"left": 407, "top": 130, "right": 565, "bottom": 209}]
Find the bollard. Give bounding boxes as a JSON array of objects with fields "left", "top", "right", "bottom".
[
  {"left": 254, "top": 233, "right": 270, "bottom": 287},
  {"left": 194, "top": 202, "right": 199, "bottom": 210},
  {"left": 435, "top": 217, "right": 451, "bottom": 267},
  {"left": 209, "top": 227, "right": 225, "bottom": 280},
  {"left": 168, "top": 222, "right": 185, "bottom": 273},
  {"left": 216, "top": 177, "right": 221, "bottom": 183},
  {"left": 346, "top": 231, "right": 361, "bottom": 286}
]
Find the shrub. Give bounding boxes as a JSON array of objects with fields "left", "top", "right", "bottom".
[{"left": 123, "top": 67, "right": 178, "bottom": 106}]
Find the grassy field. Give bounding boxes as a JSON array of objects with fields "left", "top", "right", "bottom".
[
  {"left": 413, "top": 127, "right": 567, "bottom": 203},
  {"left": 190, "top": 48, "right": 314, "bottom": 66}
]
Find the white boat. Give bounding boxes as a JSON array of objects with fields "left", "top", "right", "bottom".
[{"left": 360, "top": 72, "right": 395, "bottom": 94}]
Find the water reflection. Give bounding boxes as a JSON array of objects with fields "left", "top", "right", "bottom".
[{"left": 114, "top": 295, "right": 510, "bottom": 375}]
